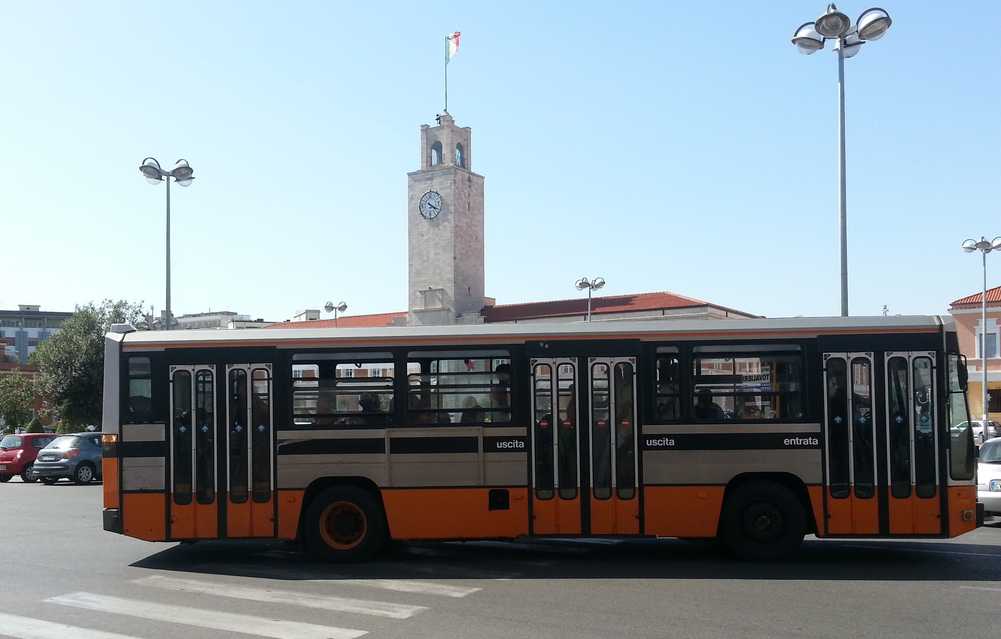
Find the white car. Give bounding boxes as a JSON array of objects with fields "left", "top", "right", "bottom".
[
  {"left": 972, "top": 420, "right": 1001, "bottom": 447},
  {"left": 978, "top": 437, "right": 1001, "bottom": 515}
]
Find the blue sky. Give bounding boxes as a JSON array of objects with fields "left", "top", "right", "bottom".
[{"left": 1, "top": 1, "right": 998, "bottom": 321}]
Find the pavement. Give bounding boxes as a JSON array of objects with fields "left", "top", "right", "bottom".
[{"left": 1, "top": 477, "right": 1000, "bottom": 639}]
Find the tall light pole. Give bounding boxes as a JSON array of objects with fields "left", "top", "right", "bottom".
[
  {"left": 325, "top": 301, "right": 348, "bottom": 326},
  {"left": 791, "top": 5, "right": 892, "bottom": 317},
  {"left": 575, "top": 277, "right": 605, "bottom": 322},
  {"left": 139, "top": 158, "right": 195, "bottom": 330},
  {"left": 962, "top": 236, "right": 1001, "bottom": 428}
]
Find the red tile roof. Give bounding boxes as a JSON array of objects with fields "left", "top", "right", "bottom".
[
  {"left": 483, "top": 291, "right": 756, "bottom": 323},
  {"left": 950, "top": 286, "right": 1001, "bottom": 309},
  {"left": 268, "top": 291, "right": 757, "bottom": 329},
  {"left": 266, "top": 311, "right": 407, "bottom": 329}
]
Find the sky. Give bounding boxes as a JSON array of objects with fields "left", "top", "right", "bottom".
[{"left": 1, "top": 1, "right": 999, "bottom": 322}]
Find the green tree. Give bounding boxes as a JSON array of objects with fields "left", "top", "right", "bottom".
[
  {"left": 0, "top": 371, "right": 35, "bottom": 433},
  {"left": 33, "top": 300, "right": 145, "bottom": 428},
  {"left": 24, "top": 415, "right": 43, "bottom": 433}
]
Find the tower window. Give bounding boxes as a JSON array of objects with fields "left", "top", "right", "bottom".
[
  {"left": 455, "top": 143, "right": 465, "bottom": 168},
  {"left": 431, "top": 141, "right": 443, "bottom": 166}
]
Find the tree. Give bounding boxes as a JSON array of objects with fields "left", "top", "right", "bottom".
[
  {"left": 0, "top": 372, "right": 35, "bottom": 433},
  {"left": 33, "top": 300, "right": 145, "bottom": 428},
  {"left": 24, "top": 415, "right": 43, "bottom": 433}
]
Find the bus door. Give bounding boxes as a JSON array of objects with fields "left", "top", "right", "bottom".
[
  {"left": 530, "top": 358, "right": 581, "bottom": 535},
  {"left": 586, "top": 357, "right": 640, "bottom": 535},
  {"left": 822, "top": 353, "right": 878, "bottom": 534},
  {"left": 884, "top": 352, "right": 942, "bottom": 534},
  {"left": 168, "top": 365, "right": 218, "bottom": 539},
  {"left": 224, "top": 364, "right": 275, "bottom": 538}
]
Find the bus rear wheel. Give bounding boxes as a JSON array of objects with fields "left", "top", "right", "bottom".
[
  {"left": 303, "top": 486, "right": 387, "bottom": 562},
  {"left": 720, "top": 480, "right": 805, "bottom": 561}
]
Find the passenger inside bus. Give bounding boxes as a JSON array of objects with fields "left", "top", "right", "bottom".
[{"left": 694, "top": 389, "right": 724, "bottom": 420}]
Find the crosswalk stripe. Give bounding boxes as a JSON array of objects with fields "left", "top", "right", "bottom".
[
  {"left": 135, "top": 574, "right": 427, "bottom": 619},
  {"left": 0, "top": 612, "right": 140, "bottom": 639},
  {"left": 194, "top": 563, "right": 484, "bottom": 597},
  {"left": 312, "top": 577, "right": 482, "bottom": 599},
  {"left": 46, "top": 592, "right": 366, "bottom": 639}
]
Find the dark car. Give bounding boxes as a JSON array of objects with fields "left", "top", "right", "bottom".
[
  {"left": 0, "top": 433, "right": 58, "bottom": 483},
  {"left": 32, "top": 433, "right": 103, "bottom": 484}
]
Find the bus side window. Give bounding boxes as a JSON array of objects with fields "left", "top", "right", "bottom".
[{"left": 126, "top": 356, "right": 153, "bottom": 423}]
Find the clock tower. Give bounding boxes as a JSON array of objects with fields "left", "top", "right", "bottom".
[{"left": 407, "top": 113, "right": 486, "bottom": 325}]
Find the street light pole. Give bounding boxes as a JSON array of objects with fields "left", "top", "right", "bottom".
[
  {"left": 837, "top": 42, "right": 848, "bottom": 317},
  {"left": 140, "top": 158, "right": 195, "bottom": 330},
  {"left": 962, "top": 236, "right": 1001, "bottom": 430},
  {"left": 575, "top": 277, "right": 606, "bottom": 323},
  {"left": 165, "top": 176, "right": 171, "bottom": 331},
  {"left": 791, "top": 5, "right": 892, "bottom": 317}
]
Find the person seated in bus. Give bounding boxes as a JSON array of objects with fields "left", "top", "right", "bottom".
[
  {"left": 409, "top": 392, "right": 440, "bottom": 425},
  {"left": 694, "top": 389, "right": 724, "bottom": 420},
  {"left": 460, "top": 396, "right": 485, "bottom": 424},
  {"left": 490, "top": 363, "right": 511, "bottom": 422}
]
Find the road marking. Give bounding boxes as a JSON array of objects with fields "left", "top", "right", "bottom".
[
  {"left": 193, "top": 563, "right": 485, "bottom": 597},
  {"left": 840, "top": 543, "right": 1001, "bottom": 559},
  {"left": 960, "top": 586, "right": 1001, "bottom": 593},
  {"left": 135, "top": 574, "right": 427, "bottom": 619},
  {"left": 0, "top": 612, "right": 140, "bottom": 639},
  {"left": 46, "top": 592, "right": 366, "bottom": 639},
  {"left": 310, "top": 577, "right": 482, "bottom": 598}
]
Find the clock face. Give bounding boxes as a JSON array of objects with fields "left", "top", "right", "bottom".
[{"left": 419, "top": 190, "right": 442, "bottom": 220}]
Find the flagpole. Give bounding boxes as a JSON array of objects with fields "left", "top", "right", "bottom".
[{"left": 444, "top": 34, "right": 448, "bottom": 113}]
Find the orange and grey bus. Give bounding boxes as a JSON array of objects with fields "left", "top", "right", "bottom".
[{"left": 100, "top": 315, "right": 982, "bottom": 560}]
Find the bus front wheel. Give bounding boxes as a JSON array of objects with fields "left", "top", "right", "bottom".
[
  {"left": 303, "top": 486, "right": 387, "bottom": 562},
  {"left": 720, "top": 480, "right": 805, "bottom": 561}
]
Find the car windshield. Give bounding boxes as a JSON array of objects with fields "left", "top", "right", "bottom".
[
  {"left": 981, "top": 440, "right": 1001, "bottom": 463},
  {"left": 0, "top": 435, "right": 23, "bottom": 449},
  {"left": 45, "top": 436, "right": 81, "bottom": 450}
]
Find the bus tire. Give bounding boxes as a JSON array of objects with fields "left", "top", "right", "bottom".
[
  {"left": 720, "top": 480, "right": 805, "bottom": 561},
  {"left": 303, "top": 486, "right": 387, "bottom": 562}
]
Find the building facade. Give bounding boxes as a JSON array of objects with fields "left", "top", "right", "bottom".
[
  {"left": 0, "top": 305, "right": 73, "bottom": 366},
  {"left": 949, "top": 285, "right": 1001, "bottom": 421}
]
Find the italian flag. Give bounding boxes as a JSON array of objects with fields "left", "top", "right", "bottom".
[{"left": 447, "top": 32, "right": 461, "bottom": 61}]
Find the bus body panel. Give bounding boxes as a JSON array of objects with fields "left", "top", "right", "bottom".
[{"left": 101, "top": 316, "right": 979, "bottom": 548}]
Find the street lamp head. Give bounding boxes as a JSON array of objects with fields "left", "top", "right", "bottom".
[
  {"left": 992, "top": 237, "right": 1001, "bottom": 252},
  {"left": 575, "top": 277, "right": 590, "bottom": 290},
  {"left": 856, "top": 7, "right": 891, "bottom": 41},
  {"left": 171, "top": 159, "right": 194, "bottom": 187},
  {"left": 839, "top": 32, "right": 864, "bottom": 58},
  {"left": 591, "top": 277, "right": 606, "bottom": 291},
  {"left": 791, "top": 22, "right": 825, "bottom": 54},
  {"left": 336, "top": 301, "right": 347, "bottom": 313},
  {"left": 139, "top": 157, "right": 164, "bottom": 184},
  {"left": 324, "top": 301, "right": 335, "bottom": 313},
  {"left": 815, "top": 4, "right": 852, "bottom": 39},
  {"left": 962, "top": 239, "right": 978, "bottom": 253}
]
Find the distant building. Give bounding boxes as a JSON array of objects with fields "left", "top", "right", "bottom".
[
  {"left": 0, "top": 305, "right": 73, "bottom": 366},
  {"left": 949, "top": 285, "right": 1001, "bottom": 421},
  {"left": 171, "top": 311, "right": 273, "bottom": 331},
  {"left": 270, "top": 290, "right": 757, "bottom": 330}
]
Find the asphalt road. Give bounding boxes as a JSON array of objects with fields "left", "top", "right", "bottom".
[{"left": 1, "top": 477, "right": 999, "bottom": 639}]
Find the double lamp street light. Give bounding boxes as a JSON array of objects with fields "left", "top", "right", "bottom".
[
  {"left": 139, "top": 158, "right": 195, "bottom": 330},
  {"left": 792, "top": 5, "right": 892, "bottom": 317},
  {"left": 962, "top": 237, "right": 1001, "bottom": 426}
]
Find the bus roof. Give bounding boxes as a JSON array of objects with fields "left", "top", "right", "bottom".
[{"left": 115, "top": 315, "right": 950, "bottom": 350}]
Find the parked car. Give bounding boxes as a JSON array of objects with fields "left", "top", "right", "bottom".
[
  {"left": 0, "top": 433, "right": 58, "bottom": 483},
  {"left": 971, "top": 420, "right": 1001, "bottom": 447},
  {"left": 978, "top": 437, "right": 1001, "bottom": 515},
  {"left": 32, "top": 433, "right": 103, "bottom": 484}
]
